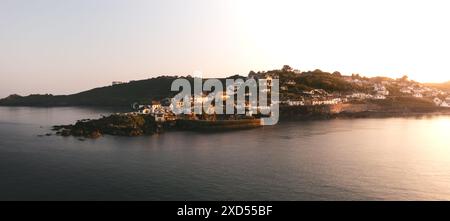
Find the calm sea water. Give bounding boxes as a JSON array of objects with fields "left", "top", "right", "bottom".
[{"left": 1, "top": 106, "right": 450, "bottom": 201}]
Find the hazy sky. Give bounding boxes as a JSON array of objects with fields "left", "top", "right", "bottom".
[{"left": 1, "top": 0, "right": 449, "bottom": 97}]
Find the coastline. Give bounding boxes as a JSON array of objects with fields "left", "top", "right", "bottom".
[
  {"left": 48, "top": 104, "right": 450, "bottom": 139},
  {"left": 280, "top": 110, "right": 450, "bottom": 122}
]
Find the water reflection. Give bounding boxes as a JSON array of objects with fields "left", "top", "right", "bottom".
[{"left": 0, "top": 107, "right": 450, "bottom": 200}]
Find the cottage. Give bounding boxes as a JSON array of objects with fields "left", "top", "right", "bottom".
[
  {"left": 312, "top": 100, "right": 324, "bottom": 106},
  {"left": 413, "top": 93, "right": 423, "bottom": 98},
  {"left": 374, "top": 84, "right": 390, "bottom": 96},
  {"left": 169, "top": 99, "right": 187, "bottom": 113},
  {"left": 287, "top": 100, "right": 305, "bottom": 106},
  {"left": 373, "top": 95, "right": 386, "bottom": 100},
  {"left": 151, "top": 101, "right": 162, "bottom": 113},
  {"left": 433, "top": 98, "right": 442, "bottom": 106},
  {"left": 286, "top": 80, "right": 296, "bottom": 85},
  {"left": 311, "top": 98, "right": 340, "bottom": 106},
  {"left": 400, "top": 87, "right": 412, "bottom": 94},
  {"left": 373, "top": 84, "right": 385, "bottom": 91},
  {"left": 348, "top": 93, "right": 372, "bottom": 100}
]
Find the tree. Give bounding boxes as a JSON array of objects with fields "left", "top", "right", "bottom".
[
  {"left": 282, "top": 65, "right": 293, "bottom": 72},
  {"left": 352, "top": 73, "right": 361, "bottom": 79},
  {"left": 313, "top": 69, "right": 323, "bottom": 73},
  {"left": 400, "top": 75, "right": 409, "bottom": 82},
  {"left": 332, "top": 71, "right": 342, "bottom": 77}
]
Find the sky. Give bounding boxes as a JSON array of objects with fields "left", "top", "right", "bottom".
[{"left": 1, "top": 0, "right": 450, "bottom": 97}]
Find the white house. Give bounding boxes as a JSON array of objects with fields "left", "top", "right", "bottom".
[
  {"left": 151, "top": 101, "right": 162, "bottom": 113},
  {"left": 287, "top": 100, "right": 305, "bottom": 106},
  {"left": 374, "top": 84, "right": 390, "bottom": 96},
  {"left": 373, "top": 95, "right": 386, "bottom": 100},
  {"left": 169, "top": 99, "right": 187, "bottom": 113},
  {"left": 374, "top": 84, "right": 385, "bottom": 91},
  {"left": 413, "top": 93, "right": 423, "bottom": 98},
  {"left": 400, "top": 87, "right": 412, "bottom": 94},
  {"left": 312, "top": 98, "right": 340, "bottom": 106},
  {"left": 348, "top": 93, "right": 373, "bottom": 100},
  {"left": 286, "top": 80, "right": 296, "bottom": 85},
  {"left": 433, "top": 98, "right": 442, "bottom": 106}
]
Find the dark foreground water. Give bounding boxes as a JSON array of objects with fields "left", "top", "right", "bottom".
[{"left": 1, "top": 106, "right": 450, "bottom": 200}]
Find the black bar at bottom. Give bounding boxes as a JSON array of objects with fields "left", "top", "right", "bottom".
[{"left": 1, "top": 201, "right": 449, "bottom": 219}]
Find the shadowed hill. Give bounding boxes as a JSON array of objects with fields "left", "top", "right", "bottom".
[
  {"left": 0, "top": 76, "right": 182, "bottom": 107},
  {"left": 2, "top": 68, "right": 445, "bottom": 107}
]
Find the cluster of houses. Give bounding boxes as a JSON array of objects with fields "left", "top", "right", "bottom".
[
  {"left": 398, "top": 84, "right": 446, "bottom": 98},
  {"left": 394, "top": 82, "right": 449, "bottom": 107},
  {"left": 433, "top": 97, "right": 450, "bottom": 108},
  {"left": 136, "top": 100, "right": 175, "bottom": 122},
  {"left": 281, "top": 89, "right": 345, "bottom": 107},
  {"left": 278, "top": 74, "right": 450, "bottom": 108},
  {"left": 132, "top": 72, "right": 450, "bottom": 121},
  {"left": 280, "top": 81, "right": 390, "bottom": 107},
  {"left": 132, "top": 75, "right": 279, "bottom": 121}
]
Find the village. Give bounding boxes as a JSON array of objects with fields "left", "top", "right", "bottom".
[
  {"left": 126, "top": 70, "right": 450, "bottom": 123},
  {"left": 279, "top": 73, "right": 450, "bottom": 108}
]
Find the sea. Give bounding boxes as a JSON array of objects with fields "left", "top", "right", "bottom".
[{"left": 1, "top": 106, "right": 450, "bottom": 200}]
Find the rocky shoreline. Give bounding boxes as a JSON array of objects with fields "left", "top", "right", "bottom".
[
  {"left": 51, "top": 106, "right": 450, "bottom": 139},
  {"left": 52, "top": 114, "right": 261, "bottom": 138},
  {"left": 52, "top": 114, "right": 163, "bottom": 138}
]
